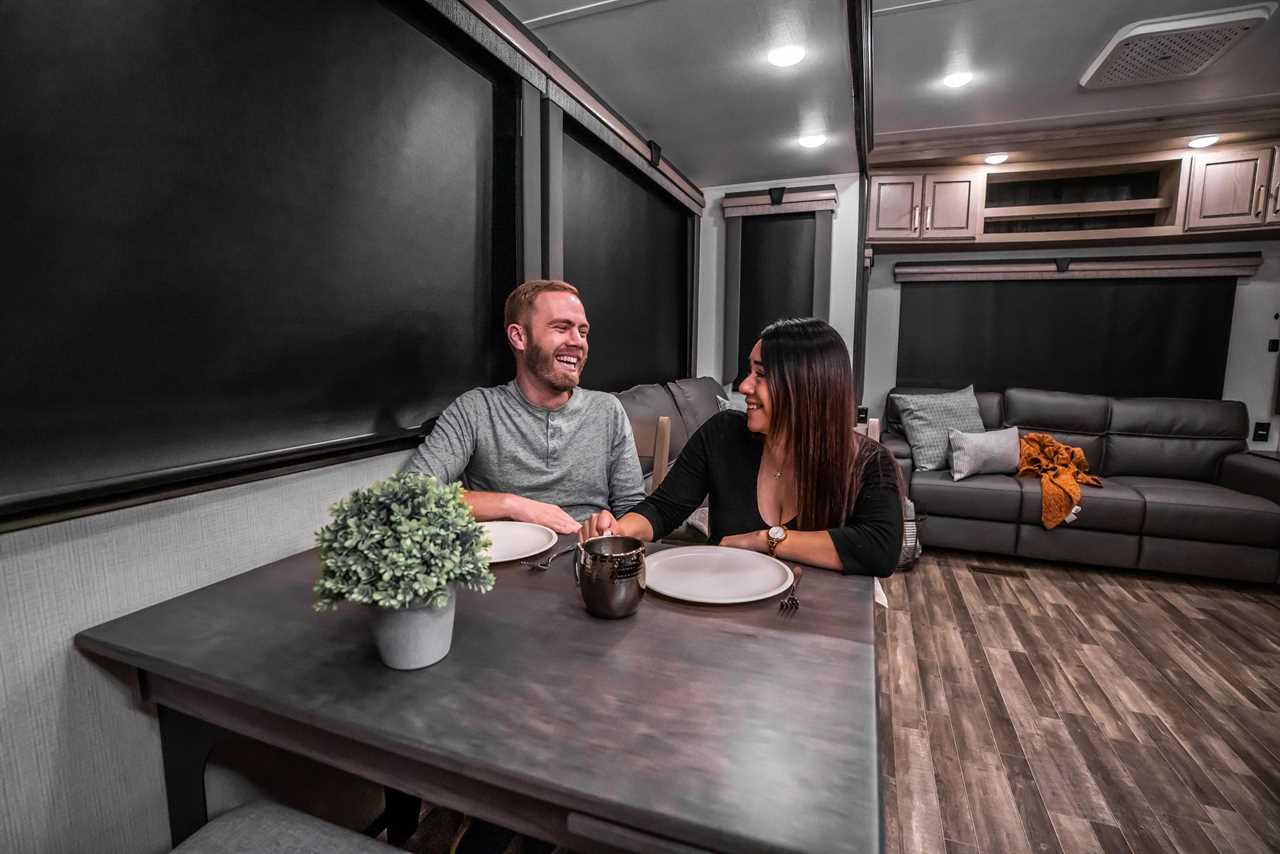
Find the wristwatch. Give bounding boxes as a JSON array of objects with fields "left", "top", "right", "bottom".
[{"left": 766, "top": 525, "right": 788, "bottom": 556}]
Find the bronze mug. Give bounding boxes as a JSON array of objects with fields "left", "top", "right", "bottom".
[{"left": 575, "top": 535, "right": 646, "bottom": 619}]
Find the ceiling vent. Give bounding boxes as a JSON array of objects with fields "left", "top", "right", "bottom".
[{"left": 1080, "top": 2, "right": 1275, "bottom": 89}]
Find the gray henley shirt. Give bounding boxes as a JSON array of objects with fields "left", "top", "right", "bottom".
[{"left": 409, "top": 381, "right": 646, "bottom": 521}]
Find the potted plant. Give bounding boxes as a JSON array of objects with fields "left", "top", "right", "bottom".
[{"left": 314, "top": 472, "right": 494, "bottom": 670}]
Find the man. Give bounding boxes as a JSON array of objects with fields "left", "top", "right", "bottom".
[{"left": 412, "top": 278, "right": 645, "bottom": 531}]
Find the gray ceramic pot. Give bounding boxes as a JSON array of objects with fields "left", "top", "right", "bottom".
[{"left": 369, "top": 589, "right": 456, "bottom": 670}]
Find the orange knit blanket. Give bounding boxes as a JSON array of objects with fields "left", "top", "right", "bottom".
[{"left": 1017, "top": 432, "right": 1102, "bottom": 529}]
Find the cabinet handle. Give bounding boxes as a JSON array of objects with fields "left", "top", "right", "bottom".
[
  {"left": 925, "top": 204, "right": 933, "bottom": 230},
  {"left": 1273, "top": 182, "right": 1280, "bottom": 215},
  {"left": 910, "top": 204, "right": 919, "bottom": 231},
  {"left": 1256, "top": 184, "right": 1266, "bottom": 217}
]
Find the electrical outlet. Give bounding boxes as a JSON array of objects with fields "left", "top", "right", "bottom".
[
  {"left": 1254, "top": 422, "right": 1271, "bottom": 443},
  {"left": 1269, "top": 339, "right": 1279, "bottom": 352}
]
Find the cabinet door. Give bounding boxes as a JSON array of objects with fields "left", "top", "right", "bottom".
[
  {"left": 922, "top": 172, "right": 982, "bottom": 240},
  {"left": 1186, "top": 146, "right": 1273, "bottom": 229},
  {"left": 867, "top": 175, "right": 923, "bottom": 240},
  {"left": 1267, "top": 146, "right": 1280, "bottom": 225}
]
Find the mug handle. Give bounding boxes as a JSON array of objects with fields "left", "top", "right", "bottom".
[{"left": 574, "top": 542, "right": 585, "bottom": 587}]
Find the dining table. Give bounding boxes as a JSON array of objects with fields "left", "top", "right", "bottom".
[{"left": 74, "top": 534, "right": 881, "bottom": 853}]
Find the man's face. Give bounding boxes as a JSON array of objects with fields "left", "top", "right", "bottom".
[{"left": 513, "top": 291, "right": 590, "bottom": 392}]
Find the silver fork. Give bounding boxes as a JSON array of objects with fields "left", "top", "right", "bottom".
[
  {"left": 779, "top": 566, "right": 803, "bottom": 614},
  {"left": 522, "top": 543, "right": 577, "bottom": 572}
]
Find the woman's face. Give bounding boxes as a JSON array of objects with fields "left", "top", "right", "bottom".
[{"left": 738, "top": 340, "right": 772, "bottom": 435}]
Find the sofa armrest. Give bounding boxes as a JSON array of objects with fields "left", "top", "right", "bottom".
[
  {"left": 881, "top": 430, "right": 913, "bottom": 461},
  {"left": 1218, "top": 453, "right": 1280, "bottom": 507}
]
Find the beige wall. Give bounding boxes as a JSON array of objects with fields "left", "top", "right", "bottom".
[
  {"left": 0, "top": 451, "right": 410, "bottom": 854},
  {"left": 863, "top": 240, "right": 1280, "bottom": 451}
]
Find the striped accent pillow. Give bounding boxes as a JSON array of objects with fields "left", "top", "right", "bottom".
[{"left": 889, "top": 386, "right": 986, "bottom": 471}]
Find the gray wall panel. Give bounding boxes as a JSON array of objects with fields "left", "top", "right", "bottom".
[{"left": 0, "top": 451, "right": 409, "bottom": 854}]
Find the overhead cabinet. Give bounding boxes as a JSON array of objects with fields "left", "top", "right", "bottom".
[
  {"left": 1186, "top": 145, "right": 1277, "bottom": 230},
  {"left": 867, "top": 172, "right": 982, "bottom": 240},
  {"left": 867, "top": 175, "right": 921, "bottom": 240},
  {"left": 867, "top": 140, "right": 1280, "bottom": 247}
]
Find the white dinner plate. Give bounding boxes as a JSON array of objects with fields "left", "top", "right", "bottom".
[
  {"left": 644, "top": 546, "right": 794, "bottom": 605},
  {"left": 481, "top": 521, "right": 558, "bottom": 564}
]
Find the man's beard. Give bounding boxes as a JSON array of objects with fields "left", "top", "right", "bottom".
[{"left": 523, "top": 337, "right": 585, "bottom": 393}]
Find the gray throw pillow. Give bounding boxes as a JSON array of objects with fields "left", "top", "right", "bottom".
[
  {"left": 890, "top": 386, "right": 985, "bottom": 471},
  {"left": 949, "top": 426, "right": 1020, "bottom": 481}
]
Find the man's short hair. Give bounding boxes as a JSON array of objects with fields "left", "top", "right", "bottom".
[{"left": 503, "top": 280, "right": 579, "bottom": 328}]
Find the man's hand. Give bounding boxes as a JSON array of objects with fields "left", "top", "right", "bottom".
[
  {"left": 511, "top": 496, "right": 581, "bottom": 534},
  {"left": 579, "top": 510, "right": 618, "bottom": 542},
  {"left": 720, "top": 530, "right": 769, "bottom": 554}
]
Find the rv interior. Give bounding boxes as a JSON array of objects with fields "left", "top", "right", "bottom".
[{"left": 3, "top": 1, "right": 1280, "bottom": 853}]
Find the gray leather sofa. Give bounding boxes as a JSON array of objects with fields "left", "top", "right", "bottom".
[{"left": 882, "top": 386, "right": 1280, "bottom": 583}]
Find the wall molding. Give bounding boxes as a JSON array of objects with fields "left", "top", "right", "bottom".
[
  {"left": 893, "top": 252, "right": 1264, "bottom": 282},
  {"left": 721, "top": 185, "right": 839, "bottom": 218}
]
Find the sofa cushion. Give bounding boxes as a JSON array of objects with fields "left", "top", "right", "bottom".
[
  {"left": 910, "top": 471, "right": 1022, "bottom": 522},
  {"left": 1111, "top": 476, "right": 1280, "bottom": 548},
  {"left": 1004, "top": 387, "right": 1111, "bottom": 434},
  {"left": 1017, "top": 477, "right": 1144, "bottom": 534},
  {"left": 1103, "top": 397, "right": 1247, "bottom": 481},
  {"left": 1004, "top": 388, "right": 1109, "bottom": 470},
  {"left": 885, "top": 386, "right": 1003, "bottom": 432},
  {"left": 891, "top": 386, "right": 986, "bottom": 471}
]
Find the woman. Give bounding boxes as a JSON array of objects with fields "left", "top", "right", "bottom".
[{"left": 582, "top": 317, "right": 903, "bottom": 576}]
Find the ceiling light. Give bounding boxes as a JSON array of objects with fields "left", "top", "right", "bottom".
[
  {"left": 984, "top": 153, "right": 1009, "bottom": 165},
  {"left": 1188, "top": 134, "right": 1219, "bottom": 148},
  {"left": 942, "top": 70, "right": 973, "bottom": 88},
  {"left": 798, "top": 134, "right": 827, "bottom": 148},
  {"left": 767, "top": 45, "right": 806, "bottom": 67}
]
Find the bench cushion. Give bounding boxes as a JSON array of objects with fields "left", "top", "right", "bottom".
[
  {"left": 174, "top": 802, "right": 395, "bottom": 854},
  {"left": 665, "top": 376, "right": 726, "bottom": 441},
  {"left": 615, "top": 383, "right": 686, "bottom": 474}
]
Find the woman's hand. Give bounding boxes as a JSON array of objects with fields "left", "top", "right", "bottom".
[
  {"left": 720, "top": 529, "right": 769, "bottom": 554},
  {"left": 579, "top": 510, "right": 618, "bottom": 541}
]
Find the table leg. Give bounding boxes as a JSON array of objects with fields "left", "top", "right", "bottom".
[
  {"left": 384, "top": 787, "right": 423, "bottom": 846},
  {"left": 158, "top": 705, "right": 225, "bottom": 847}
]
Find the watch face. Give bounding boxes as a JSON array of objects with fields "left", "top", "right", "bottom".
[{"left": 769, "top": 526, "right": 785, "bottom": 540}]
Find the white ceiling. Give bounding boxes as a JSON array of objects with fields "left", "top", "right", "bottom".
[
  {"left": 872, "top": 0, "right": 1280, "bottom": 146},
  {"left": 501, "top": 0, "right": 859, "bottom": 188}
]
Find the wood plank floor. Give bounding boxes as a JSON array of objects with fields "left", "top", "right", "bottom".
[{"left": 876, "top": 550, "right": 1280, "bottom": 854}]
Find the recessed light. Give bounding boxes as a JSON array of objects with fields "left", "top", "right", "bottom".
[
  {"left": 798, "top": 134, "right": 827, "bottom": 148},
  {"left": 1188, "top": 134, "right": 1220, "bottom": 148},
  {"left": 984, "top": 153, "right": 1009, "bottom": 165},
  {"left": 942, "top": 71, "right": 973, "bottom": 88},
  {"left": 767, "top": 45, "right": 806, "bottom": 67}
]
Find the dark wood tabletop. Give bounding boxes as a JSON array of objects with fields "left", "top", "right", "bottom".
[{"left": 75, "top": 535, "right": 880, "bottom": 853}]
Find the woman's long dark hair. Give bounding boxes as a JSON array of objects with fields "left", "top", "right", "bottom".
[{"left": 759, "top": 317, "right": 898, "bottom": 530}]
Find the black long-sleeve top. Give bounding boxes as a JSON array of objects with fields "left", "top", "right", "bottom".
[{"left": 630, "top": 411, "right": 903, "bottom": 577}]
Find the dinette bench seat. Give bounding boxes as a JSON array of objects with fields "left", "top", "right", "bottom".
[{"left": 172, "top": 802, "right": 395, "bottom": 854}]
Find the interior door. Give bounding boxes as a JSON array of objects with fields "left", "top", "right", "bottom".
[
  {"left": 867, "top": 175, "right": 922, "bottom": 240},
  {"left": 922, "top": 172, "right": 982, "bottom": 240},
  {"left": 1186, "top": 146, "right": 1273, "bottom": 229}
]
